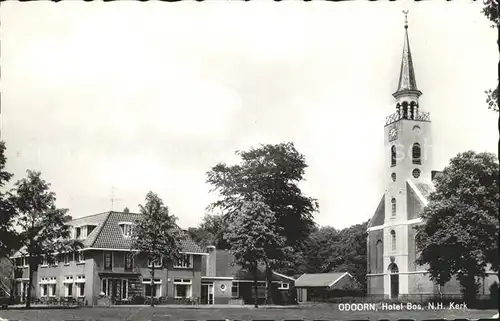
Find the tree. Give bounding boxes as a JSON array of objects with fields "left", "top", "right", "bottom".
[
  {"left": 223, "top": 192, "right": 286, "bottom": 308},
  {"left": 0, "top": 142, "right": 19, "bottom": 260},
  {"left": 187, "top": 214, "right": 230, "bottom": 250},
  {"left": 300, "top": 222, "right": 369, "bottom": 293},
  {"left": 131, "top": 191, "right": 185, "bottom": 306},
  {"left": 206, "top": 142, "right": 318, "bottom": 300},
  {"left": 207, "top": 142, "right": 317, "bottom": 249},
  {"left": 11, "top": 170, "right": 83, "bottom": 308},
  {"left": 123, "top": 207, "right": 130, "bottom": 213},
  {"left": 325, "top": 222, "right": 368, "bottom": 294},
  {"left": 482, "top": 0, "right": 499, "bottom": 113},
  {"left": 415, "top": 151, "right": 499, "bottom": 303}
]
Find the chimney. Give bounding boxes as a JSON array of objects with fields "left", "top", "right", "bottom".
[{"left": 206, "top": 245, "right": 216, "bottom": 277}]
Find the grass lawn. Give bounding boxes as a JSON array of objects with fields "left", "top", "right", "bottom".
[{"left": 0, "top": 304, "right": 497, "bottom": 321}]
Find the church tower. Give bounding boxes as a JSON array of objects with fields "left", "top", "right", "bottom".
[
  {"left": 382, "top": 11, "right": 433, "bottom": 298},
  {"left": 367, "top": 11, "right": 435, "bottom": 299}
]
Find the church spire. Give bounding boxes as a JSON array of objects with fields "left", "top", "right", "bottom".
[{"left": 393, "top": 10, "right": 422, "bottom": 99}]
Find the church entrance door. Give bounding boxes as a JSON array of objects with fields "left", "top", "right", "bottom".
[{"left": 389, "top": 263, "right": 399, "bottom": 298}]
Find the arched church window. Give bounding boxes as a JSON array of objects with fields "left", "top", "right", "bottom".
[
  {"left": 412, "top": 143, "right": 421, "bottom": 164},
  {"left": 391, "top": 198, "right": 396, "bottom": 216},
  {"left": 375, "top": 240, "right": 383, "bottom": 273},
  {"left": 410, "top": 101, "right": 416, "bottom": 119},
  {"left": 391, "top": 230, "right": 396, "bottom": 251},
  {"left": 391, "top": 145, "right": 396, "bottom": 167},
  {"left": 402, "top": 102, "right": 408, "bottom": 119}
]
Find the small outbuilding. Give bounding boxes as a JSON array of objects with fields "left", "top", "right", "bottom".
[{"left": 294, "top": 272, "right": 356, "bottom": 303}]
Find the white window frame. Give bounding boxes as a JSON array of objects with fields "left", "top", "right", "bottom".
[
  {"left": 278, "top": 282, "right": 290, "bottom": 290},
  {"left": 64, "top": 276, "right": 74, "bottom": 297},
  {"left": 41, "top": 256, "right": 48, "bottom": 267},
  {"left": 173, "top": 254, "right": 193, "bottom": 269},
  {"left": 48, "top": 277, "right": 57, "bottom": 297},
  {"left": 40, "top": 277, "right": 49, "bottom": 297},
  {"left": 101, "top": 278, "right": 109, "bottom": 296},
  {"left": 142, "top": 278, "right": 162, "bottom": 298},
  {"left": 121, "top": 279, "right": 128, "bottom": 300},
  {"left": 125, "top": 252, "right": 134, "bottom": 270},
  {"left": 63, "top": 253, "right": 70, "bottom": 265},
  {"left": 118, "top": 222, "right": 134, "bottom": 238},
  {"left": 75, "top": 275, "right": 85, "bottom": 297},
  {"left": 231, "top": 281, "right": 239, "bottom": 298},
  {"left": 147, "top": 257, "right": 162, "bottom": 268},
  {"left": 50, "top": 255, "right": 58, "bottom": 267},
  {"left": 75, "top": 252, "right": 84, "bottom": 264},
  {"left": 173, "top": 279, "right": 192, "bottom": 298},
  {"left": 103, "top": 251, "right": 113, "bottom": 270}
]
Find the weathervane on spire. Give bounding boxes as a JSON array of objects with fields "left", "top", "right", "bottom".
[{"left": 403, "top": 10, "right": 409, "bottom": 29}]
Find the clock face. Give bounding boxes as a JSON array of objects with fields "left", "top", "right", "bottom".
[{"left": 388, "top": 126, "right": 398, "bottom": 141}]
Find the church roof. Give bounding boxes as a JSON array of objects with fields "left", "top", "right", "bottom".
[
  {"left": 367, "top": 195, "right": 385, "bottom": 228},
  {"left": 393, "top": 15, "right": 422, "bottom": 98},
  {"left": 413, "top": 181, "right": 434, "bottom": 200}
]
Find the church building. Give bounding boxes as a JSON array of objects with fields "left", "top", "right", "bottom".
[{"left": 366, "top": 15, "right": 497, "bottom": 299}]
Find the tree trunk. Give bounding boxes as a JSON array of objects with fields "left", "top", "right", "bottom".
[
  {"left": 253, "top": 262, "right": 258, "bottom": 308},
  {"left": 264, "top": 261, "right": 274, "bottom": 305},
  {"left": 26, "top": 260, "right": 33, "bottom": 309},
  {"left": 150, "top": 264, "right": 155, "bottom": 307}
]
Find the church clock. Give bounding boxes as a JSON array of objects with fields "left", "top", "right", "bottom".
[{"left": 388, "top": 126, "right": 398, "bottom": 141}]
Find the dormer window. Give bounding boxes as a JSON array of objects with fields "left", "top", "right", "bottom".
[
  {"left": 147, "top": 257, "right": 163, "bottom": 268},
  {"left": 73, "top": 225, "right": 95, "bottom": 239},
  {"left": 174, "top": 254, "right": 193, "bottom": 269},
  {"left": 118, "top": 222, "right": 134, "bottom": 238}
]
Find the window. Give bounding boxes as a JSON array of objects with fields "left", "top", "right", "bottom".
[
  {"left": 104, "top": 252, "right": 113, "bottom": 270},
  {"left": 125, "top": 253, "right": 134, "bottom": 270},
  {"left": 41, "top": 256, "right": 48, "bottom": 267},
  {"left": 64, "top": 276, "right": 74, "bottom": 297},
  {"left": 391, "top": 198, "right": 396, "bottom": 216},
  {"left": 40, "top": 277, "right": 48, "bottom": 297},
  {"left": 375, "top": 240, "right": 383, "bottom": 273},
  {"left": 174, "top": 254, "right": 192, "bottom": 268},
  {"left": 143, "top": 278, "right": 162, "bottom": 298},
  {"left": 21, "top": 257, "right": 28, "bottom": 268},
  {"left": 50, "top": 255, "right": 58, "bottom": 267},
  {"left": 76, "top": 227, "right": 81, "bottom": 239},
  {"left": 75, "top": 252, "right": 84, "bottom": 263},
  {"left": 412, "top": 143, "right": 421, "bottom": 164},
  {"left": 101, "top": 279, "right": 109, "bottom": 296},
  {"left": 147, "top": 257, "right": 162, "bottom": 268},
  {"left": 64, "top": 254, "right": 70, "bottom": 265},
  {"left": 119, "top": 222, "right": 134, "bottom": 237},
  {"left": 121, "top": 279, "right": 128, "bottom": 300},
  {"left": 278, "top": 282, "right": 289, "bottom": 290},
  {"left": 231, "top": 282, "right": 239, "bottom": 298},
  {"left": 391, "top": 230, "right": 396, "bottom": 251},
  {"left": 412, "top": 168, "right": 421, "bottom": 178},
  {"left": 173, "top": 279, "right": 192, "bottom": 298},
  {"left": 87, "top": 225, "right": 96, "bottom": 235},
  {"left": 75, "top": 275, "right": 85, "bottom": 297},
  {"left": 47, "top": 277, "right": 57, "bottom": 297},
  {"left": 391, "top": 145, "right": 396, "bottom": 167}
]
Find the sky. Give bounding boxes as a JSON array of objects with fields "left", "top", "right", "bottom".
[{"left": 1, "top": 1, "right": 497, "bottom": 230}]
